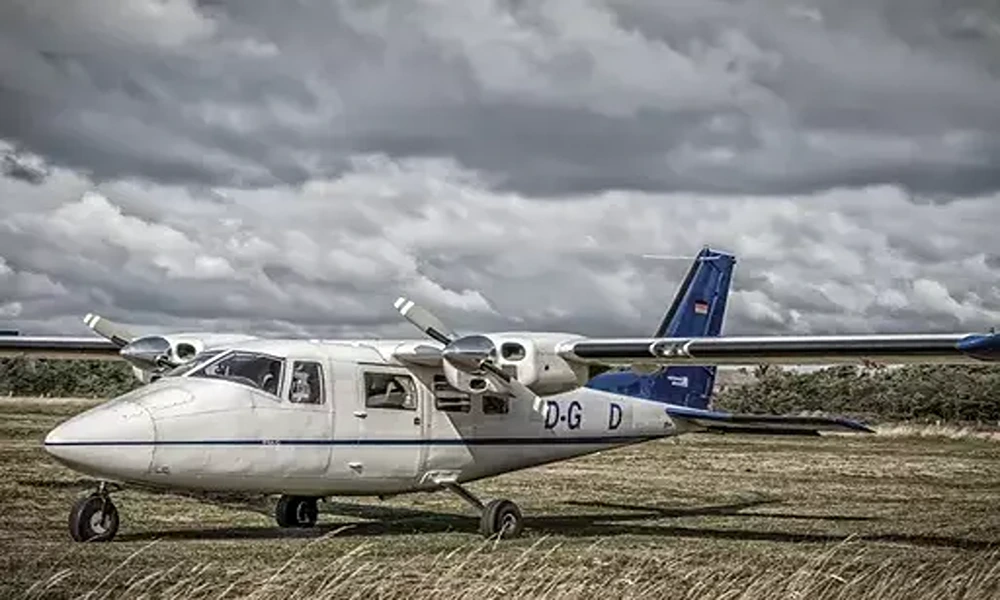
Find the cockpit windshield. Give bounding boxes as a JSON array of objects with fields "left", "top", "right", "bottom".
[
  {"left": 162, "top": 349, "right": 225, "bottom": 378},
  {"left": 187, "top": 351, "right": 284, "bottom": 395}
]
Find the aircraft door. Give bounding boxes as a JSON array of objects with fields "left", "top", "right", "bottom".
[
  {"left": 353, "top": 367, "right": 425, "bottom": 484},
  {"left": 271, "top": 358, "right": 333, "bottom": 474}
]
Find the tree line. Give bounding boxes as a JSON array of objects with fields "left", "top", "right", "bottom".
[
  {"left": 0, "top": 357, "right": 140, "bottom": 399},
  {"left": 2, "top": 358, "right": 999, "bottom": 426},
  {"left": 714, "top": 364, "right": 1000, "bottom": 426}
]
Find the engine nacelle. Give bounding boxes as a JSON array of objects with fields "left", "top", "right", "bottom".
[
  {"left": 476, "top": 333, "right": 589, "bottom": 395},
  {"left": 159, "top": 332, "right": 257, "bottom": 365},
  {"left": 441, "top": 362, "right": 505, "bottom": 395}
]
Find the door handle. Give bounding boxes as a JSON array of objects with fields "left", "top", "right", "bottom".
[
  {"left": 353, "top": 410, "right": 367, "bottom": 418},
  {"left": 413, "top": 416, "right": 421, "bottom": 425}
]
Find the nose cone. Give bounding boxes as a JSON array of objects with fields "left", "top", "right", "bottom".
[{"left": 44, "top": 399, "right": 155, "bottom": 480}]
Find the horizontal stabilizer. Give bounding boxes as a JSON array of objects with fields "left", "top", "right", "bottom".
[{"left": 666, "top": 405, "right": 874, "bottom": 435}]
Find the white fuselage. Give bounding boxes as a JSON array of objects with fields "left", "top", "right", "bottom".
[{"left": 43, "top": 339, "right": 678, "bottom": 497}]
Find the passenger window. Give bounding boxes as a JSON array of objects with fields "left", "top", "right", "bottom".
[
  {"left": 433, "top": 374, "right": 471, "bottom": 413},
  {"left": 483, "top": 394, "right": 509, "bottom": 415},
  {"left": 288, "top": 361, "right": 323, "bottom": 404},
  {"left": 365, "top": 372, "right": 417, "bottom": 410}
]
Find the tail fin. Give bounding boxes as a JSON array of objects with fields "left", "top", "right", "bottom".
[
  {"left": 587, "top": 246, "right": 736, "bottom": 408},
  {"left": 652, "top": 246, "right": 733, "bottom": 339}
]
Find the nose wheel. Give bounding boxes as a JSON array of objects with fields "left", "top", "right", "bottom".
[
  {"left": 275, "top": 495, "right": 319, "bottom": 528},
  {"left": 445, "top": 483, "right": 524, "bottom": 539},
  {"left": 68, "top": 483, "right": 119, "bottom": 542}
]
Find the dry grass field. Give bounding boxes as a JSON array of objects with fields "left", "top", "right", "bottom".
[{"left": 2, "top": 397, "right": 1000, "bottom": 599}]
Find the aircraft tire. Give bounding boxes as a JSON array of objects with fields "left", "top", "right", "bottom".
[
  {"left": 275, "top": 495, "right": 318, "bottom": 528},
  {"left": 479, "top": 499, "right": 523, "bottom": 539},
  {"left": 68, "top": 494, "right": 119, "bottom": 542}
]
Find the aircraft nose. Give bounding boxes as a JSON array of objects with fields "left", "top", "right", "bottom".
[{"left": 44, "top": 399, "right": 155, "bottom": 479}]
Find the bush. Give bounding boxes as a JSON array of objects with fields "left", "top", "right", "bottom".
[
  {"left": 0, "top": 357, "right": 140, "bottom": 398},
  {"left": 715, "top": 364, "right": 1000, "bottom": 426}
]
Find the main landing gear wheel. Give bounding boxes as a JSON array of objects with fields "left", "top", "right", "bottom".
[
  {"left": 479, "top": 498, "right": 524, "bottom": 539},
  {"left": 275, "top": 495, "right": 319, "bottom": 528},
  {"left": 444, "top": 483, "right": 525, "bottom": 540},
  {"left": 68, "top": 492, "right": 119, "bottom": 542}
]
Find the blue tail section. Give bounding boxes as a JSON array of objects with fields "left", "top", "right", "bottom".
[{"left": 586, "top": 246, "right": 736, "bottom": 409}]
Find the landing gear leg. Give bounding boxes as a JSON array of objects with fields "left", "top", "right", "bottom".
[
  {"left": 275, "top": 495, "right": 319, "bottom": 528},
  {"left": 444, "top": 483, "right": 524, "bottom": 539},
  {"left": 68, "top": 481, "right": 120, "bottom": 542}
]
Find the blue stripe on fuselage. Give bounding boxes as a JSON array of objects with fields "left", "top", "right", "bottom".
[{"left": 43, "top": 435, "right": 665, "bottom": 447}]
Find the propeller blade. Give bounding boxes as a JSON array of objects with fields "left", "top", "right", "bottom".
[
  {"left": 480, "top": 362, "right": 545, "bottom": 416},
  {"left": 83, "top": 313, "right": 135, "bottom": 348},
  {"left": 394, "top": 297, "right": 456, "bottom": 345}
]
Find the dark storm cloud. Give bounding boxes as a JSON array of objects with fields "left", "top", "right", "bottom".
[
  {"left": 1, "top": 1, "right": 1000, "bottom": 341},
  {"left": 2, "top": 156, "right": 999, "bottom": 340},
  {"left": 1, "top": 0, "right": 999, "bottom": 196},
  {"left": 1, "top": 150, "right": 48, "bottom": 184}
]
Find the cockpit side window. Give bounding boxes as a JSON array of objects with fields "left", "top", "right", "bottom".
[
  {"left": 288, "top": 361, "right": 324, "bottom": 404},
  {"left": 189, "top": 351, "right": 284, "bottom": 395}
]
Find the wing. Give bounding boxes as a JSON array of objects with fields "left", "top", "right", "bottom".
[
  {"left": 0, "top": 335, "right": 123, "bottom": 361},
  {"left": 556, "top": 332, "right": 1000, "bottom": 367},
  {"left": 0, "top": 314, "right": 133, "bottom": 361}
]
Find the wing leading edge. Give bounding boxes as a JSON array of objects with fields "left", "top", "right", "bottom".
[
  {"left": 0, "top": 313, "right": 134, "bottom": 361},
  {"left": 0, "top": 335, "right": 122, "bottom": 361},
  {"left": 558, "top": 332, "right": 1000, "bottom": 367}
]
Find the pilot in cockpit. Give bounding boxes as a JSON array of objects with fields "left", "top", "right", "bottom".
[
  {"left": 259, "top": 360, "right": 281, "bottom": 395},
  {"left": 290, "top": 368, "right": 312, "bottom": 403}
]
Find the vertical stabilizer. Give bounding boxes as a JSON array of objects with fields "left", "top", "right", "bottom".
[{"left": 586, "top": 246, "right": 736, "bottom": 408}]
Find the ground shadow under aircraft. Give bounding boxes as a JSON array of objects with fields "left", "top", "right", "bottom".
[
  {"left": 115, "top": 497, "right": 997, "bottom": 552},
  {"left": 22, "top": 479, "right": 994, "bottom": 551}
]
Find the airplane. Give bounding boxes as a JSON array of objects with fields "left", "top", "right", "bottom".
[{"left": 2, "top": 246, "right": 999, "bottom": 543}]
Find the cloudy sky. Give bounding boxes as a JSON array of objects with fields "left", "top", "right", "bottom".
[{"left": 2, "top": 0, "right": 1000, "bottom": 341}]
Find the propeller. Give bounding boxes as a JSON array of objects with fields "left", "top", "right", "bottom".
[
  {"left": 83, "top": 314, "right": 178, "bottom": 372},
  {"left": 393, "top": 297, "right": 455, "bottom": 344},
  {"left": 83, "top": 313, "right": 135, "bottom": 348},
  {"left": 394, "top": 297, "right": 545, "bottom": 414}
]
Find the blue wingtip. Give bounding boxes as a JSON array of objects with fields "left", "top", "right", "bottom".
[{"left": 957, "top": 332, "right": 1000, "bottom": 361}]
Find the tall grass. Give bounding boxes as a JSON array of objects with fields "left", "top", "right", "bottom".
[{"left": 20, "top": 535, "right": 1000, "bottom": 600}]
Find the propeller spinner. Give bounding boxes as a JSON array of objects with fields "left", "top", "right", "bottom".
[{"left": 83, "top": 314, "right": 181, "bottom": 373}]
